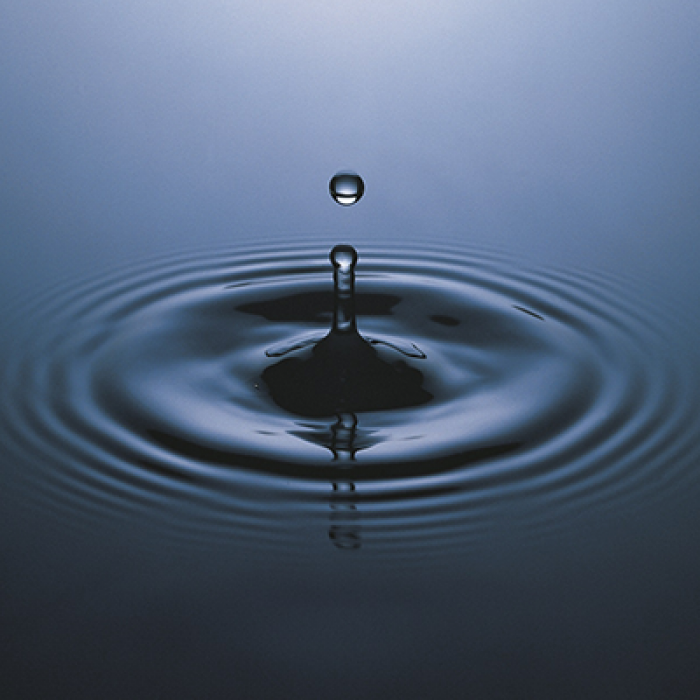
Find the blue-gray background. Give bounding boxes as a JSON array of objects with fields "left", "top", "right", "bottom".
[{"left": 2, "top": 0, "right": 699, "bottom": 298}]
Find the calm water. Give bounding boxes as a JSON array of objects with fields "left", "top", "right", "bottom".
[{"left": 2, "top": 2, "right": 700, "bottom": 698}]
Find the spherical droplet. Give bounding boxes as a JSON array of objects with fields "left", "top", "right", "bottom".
[
  {"left": 330, "top": 244, "right": 358, "bottom": 273},
  {"left": 329, "top": 171, "right": 365, "bottom": 206}
]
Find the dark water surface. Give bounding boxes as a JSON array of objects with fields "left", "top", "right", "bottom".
[{"left": 2, "top": 241, "right": 700, "bottom": 698}]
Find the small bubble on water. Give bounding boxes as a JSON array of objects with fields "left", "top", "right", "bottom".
[{"left": 329, "top": 171, "right": 364, "bottom": 206}]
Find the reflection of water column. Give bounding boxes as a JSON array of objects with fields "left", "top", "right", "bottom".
[
  {"left": 329, "top": 411, "right": 357, "bottom": 463},
  {"left": 329, "top": 413, "right": 361, "bottom": 550}
]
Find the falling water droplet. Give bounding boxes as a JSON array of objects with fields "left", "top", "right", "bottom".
[{"left": 329, "top": 171, "right": 365, "bottom": 206}]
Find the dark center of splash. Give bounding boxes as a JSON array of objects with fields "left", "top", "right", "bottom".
[{"left": 261, "top": 246, "right": 432, "bottom": 417}]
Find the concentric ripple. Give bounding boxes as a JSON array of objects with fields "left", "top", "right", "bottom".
[{"left": 1, "top": 242, "right": 699, "bottom": 552}]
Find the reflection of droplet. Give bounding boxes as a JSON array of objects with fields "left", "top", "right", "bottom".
[
  {"left": 330, "top": 413, "right": 358, "bottom": 463},
  {"left": 330, "top": 479, "right": 361, "bottom": 550},
  {"left": 329, "top": 525, "right": 361, "bottom": 550},
  {"left": 329, "top": 171, "right": 364, "bottom": 206}
]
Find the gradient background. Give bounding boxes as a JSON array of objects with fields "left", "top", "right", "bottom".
[
  {"left": 2, "top": 1, "right": 699, "bottom": 293},
  {"left": 2, "top": 2, "right": 700, "bottom": 698}
]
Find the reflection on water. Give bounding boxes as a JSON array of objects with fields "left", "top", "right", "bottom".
[
  {"left": 2, "top": 240, "right": 700, "bottom": 700},
  {"left": 1, "top": 242, "right": 699, "bottom": 556},
  {"left": 329, "top": 415, "right": 361, "bottom": 550},
  {"left": 330, "top": 482, "right": 361, "bottom": 551}
]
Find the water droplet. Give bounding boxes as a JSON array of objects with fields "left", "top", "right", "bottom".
[
  {"left": 329, "top": 171, "right": 365, "bottom": 206},
  {"left": 330, "top": 244, "right": 358, "bottom": 273}
]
